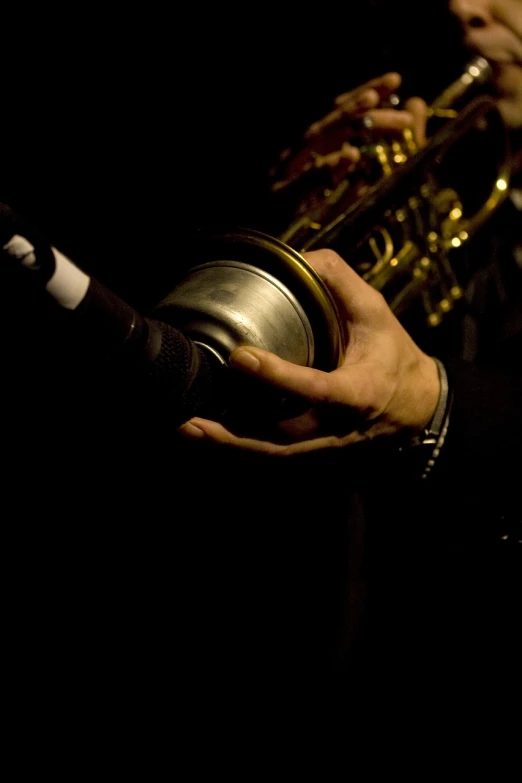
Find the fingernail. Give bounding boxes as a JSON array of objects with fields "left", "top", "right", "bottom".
[
  {"left": 231, "top": 349, "right": 261, "bottom": 372},
  {"left": 180, "top": 423, "right": 206, "bottom": 439}
]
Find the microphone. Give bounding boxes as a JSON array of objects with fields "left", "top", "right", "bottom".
[{"left": 0, "top": 203, "right": 227, "bottom": 426}]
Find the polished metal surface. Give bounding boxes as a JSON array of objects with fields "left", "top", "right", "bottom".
[
  {"left": 154, "top": 228, "right": 345, "bottom": 373},
  {"left": 157, "top": 260, "right": 315, "bottom": 366}
]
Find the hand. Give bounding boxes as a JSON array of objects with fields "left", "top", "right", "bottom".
[
  {"left": 271, "top": 72, "right": 428, "bottom": 194},
  {"left": 178, "top": 249, "right": 441, "bottom": 456}
]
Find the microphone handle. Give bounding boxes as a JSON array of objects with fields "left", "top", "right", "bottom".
[{"left": 1, "top": 204, "right": 227, "bottom": 425}]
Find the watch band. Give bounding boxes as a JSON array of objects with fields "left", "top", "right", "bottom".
[
  {"left": 409, "top": 357, "right": 450, "bottom": 447},
  {"left": 398, "top": 357, "right": 453, "bottom": 479}
]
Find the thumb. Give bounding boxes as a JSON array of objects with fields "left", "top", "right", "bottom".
[{"left": 229, "top": 346, "right": 332, "bottom": 403}]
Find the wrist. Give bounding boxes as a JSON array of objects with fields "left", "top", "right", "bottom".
[
  {"left": 398, "top": 357, "right": 452, "bottom": 479},
  {"left": 409, "top": 358, "right": 449, "bottom": 446},
  {"left": 419, "top": 355, "right": 442, "bottom": 430}
]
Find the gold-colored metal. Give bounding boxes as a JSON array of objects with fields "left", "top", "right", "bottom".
[
  {"left": 161, "top": 57, "right": 512, "bottom": 405},
  {"left": 277, "top": 56, "right": 512, "bottom": 328}
]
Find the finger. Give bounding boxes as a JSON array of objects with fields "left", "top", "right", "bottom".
[
  {"left": 305, "top": 106, "right": 346, "bottom": 139},
  {"left": 312, "top": 142, "right": 361, "bottom": 170},
  {"left": 362, "top": 108, "right": 415, "bottom": 132},
  {"left": 403, "top": 97, "right": 428, "bottom": 146},
  {"left": 269, "top": 145, "right": 319, "bottom": 191},
  {"left": 334, "top": 87, "right": 381, "bottom": 115},
  {"left": 305, "top": 105, "right": 415, "bottom": 152},
  {"left": 304, "top": 73, "right": 404, "bottom": 141},
  {"left": 178, "top": 416, "right": 329, "bottom": 455},
  {"left": 301, "top": 249, "right": 383, "bottom": 322},
  {"left": 178, "top": 417, "right": 369, "bottom": 455},
  {"left": 228, "top": 347, "right": 333, "bottom": 402},
  {"left": 306, "top": 89, "right": 379, "bottom": 138},
  {"left": 334, "top": 72, "right": 402, "bottom": 106},
  {"left": 178, "top": 419, "right": 289, "bottom": 454},
  {"left": 228, "top": 345, "right": 381, "bottom": 419}
]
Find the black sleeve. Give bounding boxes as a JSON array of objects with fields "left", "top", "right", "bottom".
[{"left": 426, "top": 357, "right": 522, "bottom": 531}]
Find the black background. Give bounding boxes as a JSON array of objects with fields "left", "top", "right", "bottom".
[
  {"left": 1, "top": 1, "right": 466, "bottom": 309},
  {"left": 3, "top": 1, "right": 485, "bottom": 762}
]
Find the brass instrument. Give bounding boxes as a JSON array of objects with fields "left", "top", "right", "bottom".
[
  {"left": 277, "top": 56, "right": 512, "bottom": 327},
  {"left": 154, "top": 57, "right": 513, "bottom": 420}
]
